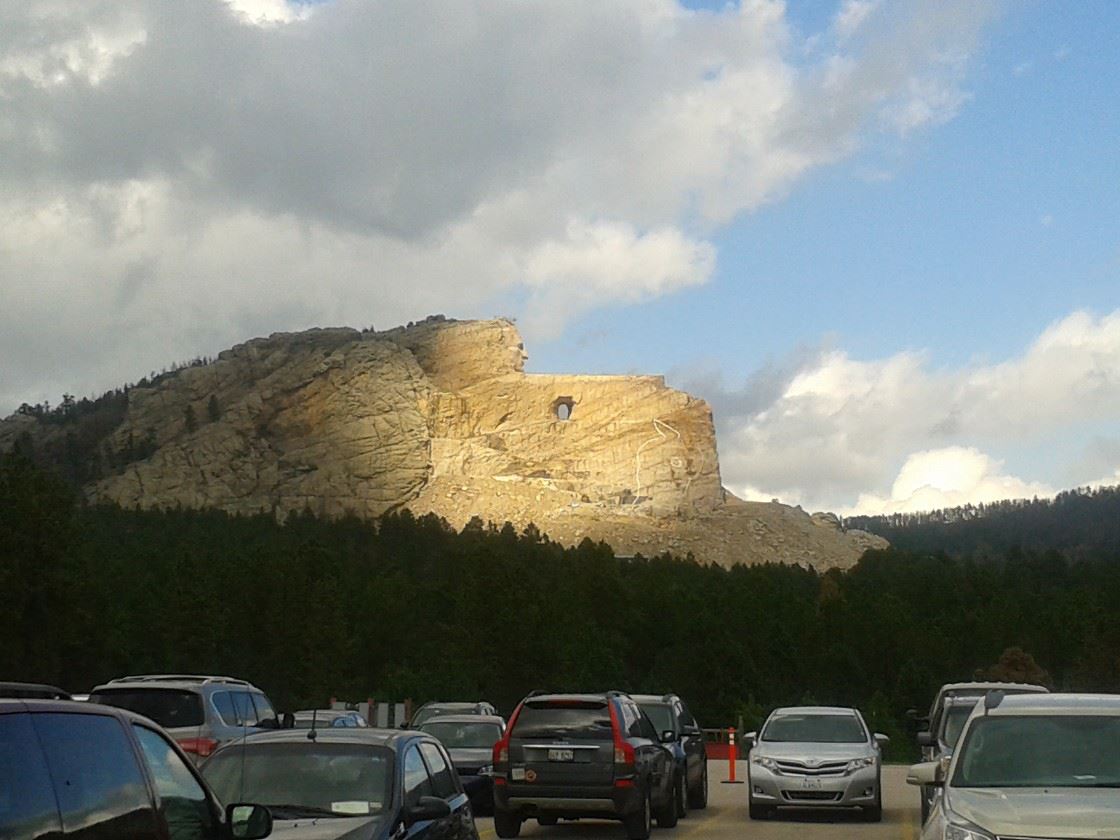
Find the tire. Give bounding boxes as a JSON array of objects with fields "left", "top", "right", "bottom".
[
  {"left": 676, "top": 771, "right": 689, "bottom": 819},
  {"left": 623, "top": 787, "right": 652, "bottom": 840},
  {"left": 688, "top": 762, "right": 708, "bottom": 810},
  {"left": 920, "top": 785, "right": 931, "bottom": 824},
  {"left": 748, "top": 802, "right": 774, "bottom": 820},
  {"left": 537, "top": 816, "right": 558, "bottom": 827},
  {"left": 864, "top": 774, "right": 883, "bottom": 822},
  {"left": 494, "top": 809, "right": 522, "bottom": 838},
  {"left": 655, "top": 775, "right": 679, "bottom": 829}
]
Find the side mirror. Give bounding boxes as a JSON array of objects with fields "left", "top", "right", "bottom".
[
  {"left": 227, "top": 803, "right": 272, "bottom": 839},
  {"left": 905, "top": 761, "right": 943, "bottom": 788},
  {"left": 406, "top": 795, "right": 452, "bottom": 825},
  {"left": 743, "top": 731, "right": 757, "bottom": 747},
  {"left": 660, "top": 730, "right": 677, "bottom": 744},
  {"left": 916, "top": 731, "right": 934, "bottom": 748},
  {"left": 874, "top": 733, "right": 890, "bottom": 748}
]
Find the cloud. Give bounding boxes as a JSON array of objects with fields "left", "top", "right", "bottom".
[
  {"left": 0, "top": 0, "right": 1000, "bottom": 411},
  {"left": 688, "top": 310, "right": 1120, "bottom": 513},
  {"left": 844, "top": 447, "right": 1054, "bottom": 515}
]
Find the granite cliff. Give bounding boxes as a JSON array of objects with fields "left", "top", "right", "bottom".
[{"left": 0, "top": 317, "right": 885, "bottom": 568}]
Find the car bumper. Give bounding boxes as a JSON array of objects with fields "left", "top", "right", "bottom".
[
  {"left": 495, "top": 783, "right": 643, "bottom": 819},
  {"left": 748, "top": 766, "right": 880, "bottom": 808}
]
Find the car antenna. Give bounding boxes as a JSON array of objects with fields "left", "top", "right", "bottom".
[{"left": 308, "top": 708, "right": 318, "bottom": 741}]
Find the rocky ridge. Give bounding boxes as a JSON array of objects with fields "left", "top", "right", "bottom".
[{"left": 0, "top": 317, "right": 885, "bottom": 569}]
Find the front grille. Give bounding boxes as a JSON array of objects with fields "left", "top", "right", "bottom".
[
  {"left": 782, "top": 790, "right": 843, "bottom": 802},
  {"left": 774, "top": 759, "right": 848, "bottom": 777}
]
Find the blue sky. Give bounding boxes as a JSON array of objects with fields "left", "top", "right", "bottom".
[{"left": 2, "top": 0, "right": 1117, "bottom": 513}]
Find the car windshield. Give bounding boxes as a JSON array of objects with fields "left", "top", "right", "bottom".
[
  {"left": 639, "top": 704, "right": 675, "bottom": 736},
  {"left": 202, "top": 742, "right": 394, "bottom": 817},
  {"left": 512, "top": 702, "right": 614, "bottom": 740},
  {"left": 942, "top": 702, "right": 978, "bottom": 748},
  {"left": 762, "top": 713, "right": 866, "bottom": 743},
  {"left": 412, "top": 705, "right": 473, "bottom": 727},
  {"left": 421, "top": 721, "right": 503, "bottom": 749},
  {"left": 954, "top": 715, "right": 1120, "bottom": 788},
  {"left": 90, "top": 688, "right": 204, "bottom": 729}
]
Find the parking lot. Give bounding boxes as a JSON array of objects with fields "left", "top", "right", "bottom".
[{"left": 477, "top": 761, "right": 919, "bottom": 840}]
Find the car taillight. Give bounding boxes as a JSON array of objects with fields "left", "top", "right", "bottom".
[
  {"left": 607, "top": 702, "right": 635, "bottom": 768},
  {"left": 177, "top": 737, "right": 219, "bottom": 758},
  {"left": 493, "top": 702, "right": 523, "bottom": 769}
]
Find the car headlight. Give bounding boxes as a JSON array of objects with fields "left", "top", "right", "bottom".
[
  {"left": 476, "top": 765, "right": 494, "bottom": 776},
  {"left": 944, "top": 817, "right": 995, "bottom": 840},
  {"left": 846, "top": 756, "right": 877, "bottom": 773},
  {"left": 750, "top": 755, "right": 780, "bottom": 772}
]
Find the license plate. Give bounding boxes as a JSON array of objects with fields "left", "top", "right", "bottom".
[
  {"left": 800, "top": 777, "right": 822, "bottom": 789},
  {"left": 548, "top": 749, "right": 574, "bottom": 762}
]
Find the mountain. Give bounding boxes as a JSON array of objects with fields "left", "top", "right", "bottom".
[{"left": 0, "top": 316, "right": 884, "bottom": 568}]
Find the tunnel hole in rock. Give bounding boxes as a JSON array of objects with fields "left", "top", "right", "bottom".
[{"left": 552, "top": 397, "right": 574, "bottom": 421}]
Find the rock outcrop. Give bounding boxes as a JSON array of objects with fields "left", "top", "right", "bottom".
[{"left": 1, "top": 317, "right": 885, "bottom": 569}]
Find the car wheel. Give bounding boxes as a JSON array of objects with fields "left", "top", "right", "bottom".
[
  {"left": 864, "top": 775, "right": 883, "bottom": 822},
  {"left": 624, "top": 787, "right": 652, "bottom": 840},
  {"left": 494, "top": 809, "right": 522, "bottom": 838},
  {"left": 688, "top": 762, "right": 708, "bottom": 810},
  {"left": 920, "top": 785, "right": 931, "bottom": 824},
  {"left": 655, "top": 775, "right": 678, "bottom": 828},
  {"left": 676, "top": 771, "right": 689, "bottom": 819},
  {"left": 748, "top": 802, "right": 774, "bottom": 820}
]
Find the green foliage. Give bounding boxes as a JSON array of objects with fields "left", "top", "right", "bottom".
[{"left": 4, "top": 457, "right": 1120, "bottom": 760}]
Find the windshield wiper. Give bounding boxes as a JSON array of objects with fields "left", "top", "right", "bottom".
[{"left": 266, "top": 804, "right": 341, "bottom": 819}]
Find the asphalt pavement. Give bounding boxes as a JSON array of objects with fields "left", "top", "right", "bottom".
[{"left": 476, "top": 762, "right": 921, "bottom": 840}]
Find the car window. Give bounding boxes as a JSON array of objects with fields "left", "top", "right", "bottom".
[
  {"left": 0, "top": 714, "right": 62, "bottom": 839},
  {"left": 640, "top": 703, "right": 676, "bottom": 737},
  {"left": 678, "top": 702, "right": 697, "bottom": 731},
  {"left": 761, "top": 713, "right": 867, "bottom": 743},
  {"left": 133, "top": 726, "right": 219, "bottom": 840},
  {"left": 33, "top": 712, "right": 158, "bottom": 838},
  {"left": 403, "top": 745, "right": 434, "bottom": 808},
  {"left": 636, "top": 709, "right": 659, "bottom": 741},
  {"left": 91, "top": 688, "right": 204, "bottom": 729},
  {"left": 211, "top": 692, "right": 239, "bottom": 726},
  {"left": 232, "top": 692, "right": 259, "bottom": 726},
  {"left": 420, "top": 742, "right": 457, "bottom": 799},
  {"left": 511, "top": 702, "right": 614, "bottom": 740},
  {"left": 421, "top": 721, "right": 503, "bottom": 748},
  {"left": 250, "top": 693, "right": 275, "bottom": 724},
  {"left": 622, "top": 702, "right": 643, "bottom": 738}
]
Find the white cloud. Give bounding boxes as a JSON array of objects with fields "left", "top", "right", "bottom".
[
  {"left": 0, "top": 0, "right": 1000, "bottom": 411},
  {"left": 702, "top": 310, "right": 1120, "bottom": 513},
  {"left": 844, "top": 447, "right": 1054, "bottom": 515}
]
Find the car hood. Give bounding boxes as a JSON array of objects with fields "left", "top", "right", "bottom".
[
  {"left": 449, "top": 747, "right": 492, "bottom": 768},
  {"left": 266, "top": 816, "right": 385, "bottom": 840},
  {"left": 751, "top": 742, "right": 872, "bottom": 761},
  {"left": 949, "top": 788, "right": 1120, "bottom": 838}
]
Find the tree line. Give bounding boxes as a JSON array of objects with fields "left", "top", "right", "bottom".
[{"left": 3, "top": 452, "right": 1120, "bottom": 760}]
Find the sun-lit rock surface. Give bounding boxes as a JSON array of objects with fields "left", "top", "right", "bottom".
[{"left": 3, "top": 316, "right": 885, "bottom": 568}]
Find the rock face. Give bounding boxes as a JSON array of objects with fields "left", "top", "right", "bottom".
[{"left": 2, "top": 317, "right": 885, "bottom": 569}]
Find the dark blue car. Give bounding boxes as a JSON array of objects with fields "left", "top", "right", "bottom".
[{"left": 202, "top": 727, "right": 480, "bottom": 840}]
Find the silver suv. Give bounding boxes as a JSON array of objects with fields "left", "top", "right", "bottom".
[
  {"left": 90, "top": 674, "right": 279, "bottom": 763},
  {"left": 747, "top": 706, "right": 889, "bottom": 822},
  {"left": 909, "top": 692, "right": 1120, "bottom": 839}
]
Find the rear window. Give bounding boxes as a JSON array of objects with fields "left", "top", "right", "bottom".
[
  {"left": 91, "top": 688, "right": 205, "bottom": 729},
  {"left": 512, "top": 702, "right": 614, "bottom": 740}
]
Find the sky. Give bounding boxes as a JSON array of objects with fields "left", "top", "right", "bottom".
[{"left": 1, "top": 0, "right": 1117, "bottom": 515}]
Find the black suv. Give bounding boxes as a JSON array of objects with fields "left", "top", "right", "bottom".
[
  {"left": 631, "top": 694, "right": 708, "bottom": 816},
  {"left": 491, "top": 691, "right": 676, "bottom": 839},
  {"left": 0, "top": 699, "right": 271, "bottom": 839}
]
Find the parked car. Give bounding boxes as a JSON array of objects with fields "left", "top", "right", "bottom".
[
  {"left": 917, "top": 694, "right": 980, "bottom": 822},
  {"left": 201, "top": 727, "right": 479, "bottom": 840},
  {"left": 0, "top": 698, "right": 272, "bottom": 839},
  {"left": 746, "top": 705, "right": 888, "bottom": 822},
  {"left": 908, "top": 692, "right": 1120, "bottom": 839},
  {"left": 410, "top": 701, "right": 497, "bottom": 728},
  {"left": 292, "top": 709, "right": 369, "bottom": 729},
  {"left": 418, "top": 714, "right": 506, "bottom": 814},
  {"left": 491, "top": 691, "right": 676, "bottom": 839},
  {"left": 912, "top": 680, "right": 1049, "bottom": 739},
  {"left": 632, "top": 693, "right": 708, "bottom": 815},
  {"left": 0, "top": 681, "right": 71, "bottom": 699},
  {"left": 90, "top": 674, "right": 281, "bottom": 762}
]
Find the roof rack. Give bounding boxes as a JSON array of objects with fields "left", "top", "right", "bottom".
[
  {"left": 606, "top": 690, "right": 631, "bottom": 698},
  {"left": 107, "top": 674, "right": 251, "bottom": 686}
]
